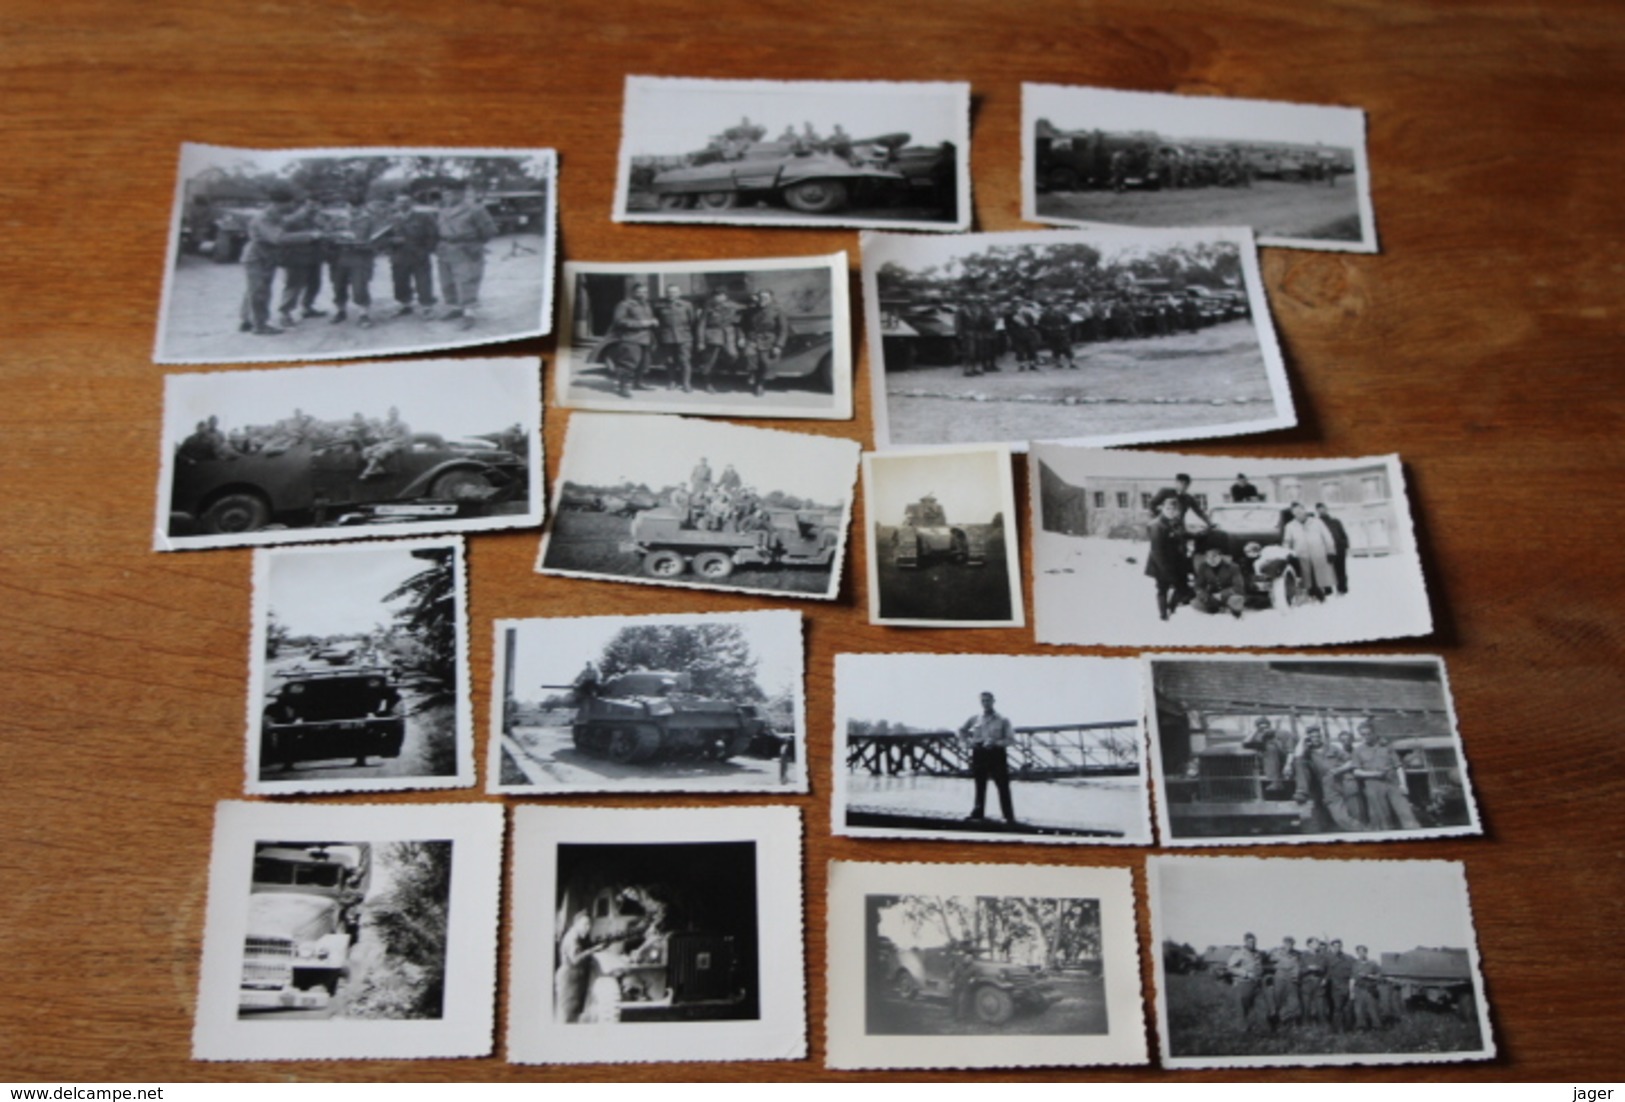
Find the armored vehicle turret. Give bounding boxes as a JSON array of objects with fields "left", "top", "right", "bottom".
[
  {"left": 891, "top": 494, "right": 987, "bottom": 569},
  {"left": 550, "top": 670, "right": 769, "bottom": 764}
]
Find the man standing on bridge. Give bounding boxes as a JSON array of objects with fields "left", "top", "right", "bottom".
[{"left": 958, "top": 690, "right": 1017, "bottom": 824}]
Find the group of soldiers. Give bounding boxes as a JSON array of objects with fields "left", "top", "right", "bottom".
[
  {"left": 1238, "top": 715, "right": 1458, "bottom": 834},
  {"left": 229, "top": 182, "right": 499, "bottom": 338},
  {"left": 950, "top": 288, "right": 1244, "bottom": 376},
  {"left": 1224, "top": 932, "right": 1395, "bottom": 1034},
  {"left": 1113, "top": 143, "right": 1259, "bottom": 192},
  {"left": 600, "top": 282, "right": 790, "bottom": 398},
  {"left": 671, "top": 457, "right": 775, "bottom": 533},
  {"left": 175, "top": 407, "right": 420, "bottom": 479}
]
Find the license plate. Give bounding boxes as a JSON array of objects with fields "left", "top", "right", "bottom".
[{"left": 374, "top": 503, "right": 458, "bottom": 516}]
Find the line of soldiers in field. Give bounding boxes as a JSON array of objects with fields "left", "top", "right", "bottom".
[
  {"left": 952, "top": 289, "right": 1244, "bottom": 376},
  {"left": 1224, "top": 932, "right": 1397, "bottom": 1034}
]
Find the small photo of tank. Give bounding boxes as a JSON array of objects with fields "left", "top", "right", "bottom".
[
  {"left": 555, "top": 670, "right": 766, "bottom": 765},
  {"left": 891, "top": 493, "right": 987, "bottom": 569}
]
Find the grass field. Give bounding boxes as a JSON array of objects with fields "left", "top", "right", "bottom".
[{"left": 1163, "top": 972, "right": 1484, "bottom": 1058}]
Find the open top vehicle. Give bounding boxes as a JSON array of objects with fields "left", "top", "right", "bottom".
[
  {"left": 622, "top": 504, "right": 841, "bottom": 579},
  {"left": 170, "top": 432, "right": 529, "bottom": 536},
  {"left": 261, "top": 664, "right": 405, "bottom": 770}
]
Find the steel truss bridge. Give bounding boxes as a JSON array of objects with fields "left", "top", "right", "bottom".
[{"left": 846, "top": 721, "right": 1141, "bottom": 779}]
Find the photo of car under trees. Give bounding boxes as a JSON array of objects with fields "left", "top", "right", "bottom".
[
  {"left": 865, "top": 893, "right": 1107, "bottom": 1037},
  {"left": 865, "top": 226, "right": 1291, "bottom": 450},
  {"left": 251, "top": 539, "right": 469, "bottom": 792}
]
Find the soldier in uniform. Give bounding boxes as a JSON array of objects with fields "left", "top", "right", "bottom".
[
  {"left": 1316, "top": 503, "right": 1353, "bottom": 595},
  {"left": 1109, "top": 147, "right": 1128, "bottom": 192},
  {"left": 359, "top": 406, "right": 411, "bottom": 480},
  {"left": 1325, "top": 938, "right": 1355, "bottom": 1030},
  {"left": 607, "top": 282, "right": 658, "bottom": 397},
  {"left": 1294, "top": 727, "right": 1367, "bottom": 832},
  {"left": 1268, "top": 936, "right": 1304, "bottom": 1029},
  {"left": 690, "top": 457, "right": 713, "bottom": 498},
  {"left": 1230, "top": 473, "right": 1264, "bottom": 502},
  {"left": 1350, "top": 945, "right": 1385, "bottom": 1030},
  {"left": 1038, "top": 300, "right": 1076, "bottom": 369},
  {"left": 1226, "top": 933, "right": 1270, "bottom": 1033},
  {"left": 974, "top": 296, "right": 1001, "bottom": 374},
  {"left": 1145, "top": 497, "right": 1193, "bottom": 622},
  {"left": 238, "top": 184, "right": 318, "bottom": 336},
  {"left": 435, "top": 183, "right": 498, "bottom": 331},
  {"left": 387, "top": 193, "right": 439, "bottom": 317},
  {"left": 1348, "top": 721, "right": 1421, "bottom": 830},
  {"left": 276, "top": 197, "right": 327, "bottom": 328},
  {"left": 1003, "top": 300, "right": 1041, "bottom": 372},
  {"left": 326, "top": 195, "right": 383, "bottom": 329},
  {"left": 1300, "top": 937, "right": 1331, "bottom": 1025},
  {"left": 739, "top": 289, "right": 789, "bottom": 397},
  {"left": 1192, "top": 546, "right": 1247, "bottom": 618},
  {"left": 955, "top": 295, "right": 981, "bottom": 377},
  {"left": 652, "top": 285, "right": 699, "bottom": 391},
  {"left": 694, "top": 289, "right": 741, "bottom": 393},
  {"left": 1242, "top": 718, "right": 1293, "bottom": 797},
  {"left": 718, "top": 463, "right": 742, "bottom": 493}
]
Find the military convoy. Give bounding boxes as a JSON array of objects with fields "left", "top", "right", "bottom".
[
  {"left": 240, "top": 842, "right": 370, "bottom": 1013},
  {"left": 890, "top": 494, "right": 987, "bottom": 569},
  {"left": 621, "top": 504, "right": 841, "bottom": 579},
  {"left": 546, "top": 670, "right": 770, "bottom": 764}
]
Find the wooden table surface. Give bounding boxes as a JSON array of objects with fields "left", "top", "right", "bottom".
[{"left": 3, "top": 0, "right": 1621, "bottom": 1083}]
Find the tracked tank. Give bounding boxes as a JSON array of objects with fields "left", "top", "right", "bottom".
[
  {"left": 648, "top": 132, "right": 913, "bottom": 215},
  {"left": 559, "top": 670, "right": 768, "bottom": 764}
]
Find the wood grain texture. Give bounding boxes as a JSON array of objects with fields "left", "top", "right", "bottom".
[{"left": 1, "top": 0, "right": 1622, "bottom": 1082}]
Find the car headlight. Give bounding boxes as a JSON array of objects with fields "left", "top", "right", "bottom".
[
  {"left": 368, "top": 678, "right": 382, "bottom": 689},
  {"left": 289, "top": 684, "right": 304, "bottom": 694},
  {"left": 315, "top": 946, "right": 331, "bottom": 961},
  {"left": 296, "top": 944, "right": 316, "bottom": 959}
]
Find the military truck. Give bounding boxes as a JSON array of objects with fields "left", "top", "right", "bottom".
[
  {"left": 621, "top": 504, "right": 840, "bottom": 579},
  {"left": 647, "top": 132, "right": 914, "bottom": 214},
  {"left": 1033, "top": 127, "right": 1163, "bottom": 192},
  {"left": 545, "top": 670, "right": 769, "bottom": 764},
  {"left": 1380, "top": 947, "right": 1478, "bottom": 1020},
  {"left": 240, "top": 842, "right": 370, "bottom": 1013},
  {"left": 261, "top": 664, "right": 405, "bottom": 770},
  {"left": 891, "top": 494, "right": 987, "bottom": 569}
]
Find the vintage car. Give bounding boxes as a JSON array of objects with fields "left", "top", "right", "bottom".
[
  {"left": 261, "top": 665, "right": 405, "bottom": 769},
  {"left": 1187, "top": 502, "right": 1305, "bottom": 610},
  {"left": 881, "top": 938, "right": 1058, "bottom": 1025},
  {"left": 240, "top": 843, "right": 369, "bottom": 1013},
  {"left": 647, "top": 132, "right": 915, "bottom": 214},
  {"left": 169, "top": 432, "right": 529, "bottom": 536}
]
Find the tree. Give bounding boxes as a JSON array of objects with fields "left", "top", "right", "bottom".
[
  {"left": 363, "top": 841, "right": 453, "bottom": 1019},
  {"left": 384, "top": 548, "right": 457, "bottom": 707},
  {"left": 264, "top": 609, "right": 289, "bottom": 659},
  {"left": 599, "top": 623, "right": 764, "bottom": 701}
]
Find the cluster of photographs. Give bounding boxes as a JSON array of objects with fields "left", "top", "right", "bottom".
[{"left": 149, "top": 74, "right": 1493, "bottom": 1072}]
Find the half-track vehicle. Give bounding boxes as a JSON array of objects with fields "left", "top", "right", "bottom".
[
  {"left": 880, "top": 938, "right": 1058, "bottom": 1025},
  {"left": 546, "top": 670, "right": 769, "bottom": 764},
  {"left": 647, "top": 131, "right": 915, "bottom": 215},
  {"left": 621, "top": 504, "right": 840, "bottom": 579},
  {"left": 240, "top": 842, "right": 370, "bottom": 1013},
  {"left": 891, "top": 494, "right": 987, "bottom": 569},
  {"left": 262, "top": 664, "right": 405, "bottom": 769},
  {"left": 1380, "top": 946, "right": 1477, "bottom": 1020}
]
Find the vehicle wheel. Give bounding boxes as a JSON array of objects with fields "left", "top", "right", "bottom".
[
  {"left": 643, "top": 549, "right": 686, "bottom": 577},
  {"left": 431, "top": 469, "right": 491, "bottom": 501},
  {"left": 972, "top": 984, "right": 1016, "bottom": 1025},
  {"left": 199, "top": 492, "right": 271, "bottom": 535},
  {"left": 606, "top": 728, "right": 638, "bottom": 763},
  {"left": 655, "top": 193, "right": 693, "bottom": 211},
  {"left": 812, "top": 353, "right": 833, "bottom": 393},
  {"left": 892, "top": 969, "right": 920, "bottom": 1000},
  {"left": 692, "top": 550, "right": 735, "bottom": 578},
  {"left": 1048, "top": 167, "right": 1080, "bottom": 191},
  {"left": 782, "top": 179, "right": 848, "bottom": 214},
  {"left": 1271, "top": 571, "right": 1300, "bottom": 611},
  {"left": 695, "top": 191, "right": 739, "bottom": 211}
]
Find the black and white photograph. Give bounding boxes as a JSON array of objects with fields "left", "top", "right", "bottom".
[
  {"left": 863, "top": 226, "right": 1293, "bottom": 451},
  {"left": 826, "top": 861, "right": 1145, "bottom": 1070},
  {"left": 507, "top": 805, "right": 805, "bottom": 1065},
  {"left": 156, "top": 144, "right": 557, "bottom": 364},
  {"left": 1029, "top": 446, "right": 1432, "bottom": 647},
  {"left": 863, "top": 447, "right": 1023, "bottom": 628},
  {"left": 613, "top": 76, "right": 969, "bottom": 231},
  {"left": 1023, "top": 84, "right": 1376, "bottom": 253},
  {"left": 833, "top": 654, "right": 1152, "bottom": 845},
  {"left": 155, "top": 356, "right": 543, "bottom": 551},
  {"left": 1146, "top": 655, "right": 1481, "bottom": 845},
  {"left": 246, "top": 539, "right": 471, "bottom": 795},
  {"left": 557, "top": 253, "right": 852, "bottom": 419},
  {"left": 536, "top": 413, "right": 859, "bottom": 601},
  {"left": 193, "top": 801, "right": 502, "bottom": 1061},
  {"left": 490, "top": 610, "right": 806, "bottom": 795},
  {"left": 1148, "top": 856, "right": 1495, "bottom": 1069}
]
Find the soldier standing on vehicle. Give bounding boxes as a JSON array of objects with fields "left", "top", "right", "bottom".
[
  {"left": 276, "top": 197, "right": 328, "bottom": 329},
  {"left": 238, "top": 185, "right": 319, "bottom": 336},
  {"left": 1227, "top": 933, "right": 1270, "bottom": 1034},
  {"left": 653, "top": 285, "right": 699, "bottom": 392},
  {"left": 387, "top": 193, "right": 439, "bottom": 317},
  {"left": 957, "top": 690, "right": 1017, "bottom": 824},
  {"left": 436, "top": 183, "right": 498, "bottom": 331},
  {"left": 694, "top": 289, "right": 741, "bottom": 393},
  {"left": 607, "top": 282, "right": 658, "bottom": 397},
  {"left": 572, "top": 660, "right": 601, "bottom": 700},
  {"left": 1242, "top": 718, "right": 1293, "bottom": 797},
  {"left": 740, "top": 289, "right": 789, "bottom": 398},
  {"left": 1350, "top": 945, "right": 1385, "bottom": 1030},
  {"left": 690, "top": 456, "right": 713, "bottom": 498},
  {"left": 1230, "top": 473, "right": 1264, "bottom": 502}
]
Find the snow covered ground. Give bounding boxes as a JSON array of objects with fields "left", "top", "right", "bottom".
[{"left": 1031, "top": 532, "right": 1433, "bottom": 647}]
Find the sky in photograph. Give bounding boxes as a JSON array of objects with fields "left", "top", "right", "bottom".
[
  {"left": 265, "top": 543, "right": 443, "bottom": 638},
  {"left": 559, "top": 414, "right": 857, "bottom": 505},
  {"left": 1155, "top": 858, "right": 1478, "bottom": 954},
  {"left": 867, "top": 449, "right": 1010, "bottom": 529},
  {"left": 1028, "top": 84, "right": 1365, "bottom": 148},
  {"left": 1030, "top": 441, "right": 1400, "bottom": 491},
  {"left": 623, "top": 78, "right": 964, "bottom": 157},
  {"left": 837, "top": 654, "right": 1141, "bottom": 730},
  {"left": 868, "top": 224, "right": 1251, "bottom": 278},
  {"left": 180, "top": 143, "right": 553, "bottom": 186},
  {"left": 164, "top": 358, "right": 536, "bottom": 446},
  {"left": 506, "top": 610, "right": 803, "bottom": 701}
]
